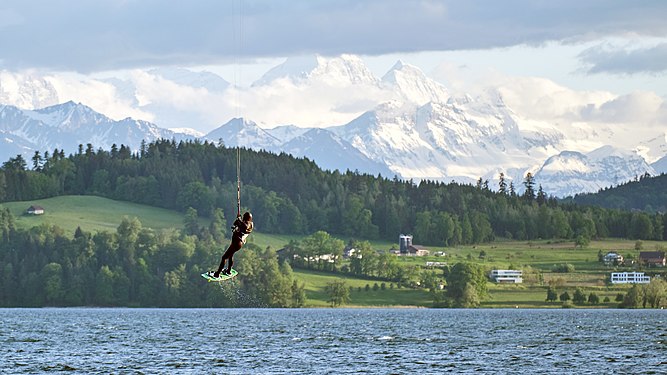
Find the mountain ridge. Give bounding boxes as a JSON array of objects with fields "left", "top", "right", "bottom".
[{"left": 0, "top": 55, "right": 664, "bottom": 197}]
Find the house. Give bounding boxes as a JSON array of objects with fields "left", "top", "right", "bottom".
[
  {"left": 398, "top": 234, "right": 429, "bottom": 256},
  {"left": 489, "top": 270, "right": 523, "bottom": 283},
  {"left": 26, "top": 205, "right": 45, "bottom": 215},
  {"left": 343, "top": 246, "right": 357, "bottom": 258},
  {"left": 603, "top": 252, "right": 624, "bottom": 266},
  {"left": 407, "top": 245, "right": 430, "bottom": 257},
  {"left": 639, "top": 251, "right": 666, "bottom": 267},
  {"left": 610, "top": 272, "right": 650, "bottom": 284}
]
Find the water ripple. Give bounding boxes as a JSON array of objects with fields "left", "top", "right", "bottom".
[{"left": 0, "top": 308, "right": 665, "bottom": 374}]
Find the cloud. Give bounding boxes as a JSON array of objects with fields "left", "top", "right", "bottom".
[
  {"left": 472, "top": 73, "right": 666, "bottom": 149},
  {"left": 1, "top": 1, "right": 667, "bottom": 73},
  {"left": 0, "top": 8, "right": 23, "bottom": 28},
  {"left": 579, "top": 42, "right": 667, "bottom": 75},
  {"left": 45, "top": 74, "right": 155, "bottom": 122}
]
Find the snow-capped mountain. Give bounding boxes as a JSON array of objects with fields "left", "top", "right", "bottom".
[
  {"left": 148, "top": 67, "right": 230, "bottom": 93},
  {"left": 0, "top": 71, "right": 60, "bottom": 110},
  {"left": 205, "top": 118, "right": 282, "bottom": 150},
  {"left": 0, "top": 101, "right": 187, "bottom": 161},
  {"left": 651, "top": 155, "right": 667, "bottom": 174},
  {"left": 1, "top": 55, "right": 665, "bottom": 197},
  {"left": 331, "top": 94, "right": 548, "bottom": 182},
  {"left": 280, "top": 128, "right": 394, "bottom": 176},
  {"left": 252, "top": 54, "right": 379, "bottom": 87},
  {"left": 381, "top": 61, "right": 449, "bottom": 105},
  {"left": 534, "top": 146, "right": 656, "bottom": 196},
  {"left": 202, "top": 119, "right": 393, "bottom": 176}
]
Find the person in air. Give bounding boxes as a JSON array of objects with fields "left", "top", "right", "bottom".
[{"left": 208, "top": 211, "right": 254, "bottom": 278}]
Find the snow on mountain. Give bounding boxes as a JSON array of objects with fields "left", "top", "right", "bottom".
[
  {"left": 169, "top": 127, "right": 205, "bottom": 138},
  {"left": 264, "top": 125, "right": 310, "bottom": 143},
  {"left": 253, "top": 54, "right": 379, "bottom": 87},
  {"left": 637, "top": 131, "right": 667, "bottom": 165},
  {"left": 204, "top": 118, "right": 282, "bottom": 150},
  {"left": 331, "top": 92, "right": 552, "bottom": 182},
  {"left": 280, "top": 128, "right": 394, "bottom": 176},
  {"left": 0, "top": 130, "right": 35, "bottom": 159},
  {"left": 0, "top": 71, "right": 60, "bottom": 110},
  {"left": 0, "top": 102, "right": 183, "bottom": 163},
  {"left": 651, "top": 154, "right": 667, "bottom": 174},
  {"left": 148, "top": 67, "right": 230, "bottom": 93},
  {"left": 1, "top": 55, "right": 666, "bottom": 198},
  {"left": 381, "top": 60, "right": 449, "bottom": 105},
  {"left": 534, "top": 146, "right": 656, "bottom": 197}
]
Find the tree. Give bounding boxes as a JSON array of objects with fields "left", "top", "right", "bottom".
[
  {"left": 42, "top": 262, "right": 64, "bottom": 305},
  {"left": 621, "top": 285, "right": 643, "bottom": 308},
  {"left": 348, "top": 240, "right": 378, "bottom": 276},
  {"left": 522, "top": 173, "right": 536, "bottom": 201},
  {"left": 325, "top": 279, "right": 350, "bottom": 307},
  {"left": 546, "top": 287, "right": 558, "bottom": 302},
  {"left": 536, "top": 185, "right": 547, "bottom": 205},
  {"left": 31, "top": 151, "right": 43, "bottom": 171},
  {"left": 498, "top": 173, "right": 507, "bottom": 195},
  {"left": 644, "top": 279, "right": 667, "bottom": 308},
  {"left": 183, "top": 207, "right": 200, "bottom": 236},
  {"left": 95, "top": 266, "right": 115, "bottom": 306},
  {"left": 291, "top": 279, "right": 307, "bottom": 307},
  {"left": 301, "top": 231, "right": 344, "bottom": 271},
  {"left": 559, "top": 291, "right": 571, "bottom": 302},
  {"left": 575, "top": 235, "right": 590, "bottom": 249},
  {"left": 588, "top": 292, "right": 600, "bottom": 305},
  {"left": 630, "top": 213, "right": 653, "bottom": 240},
  {"left": 446, "top": 262, "right": 487, "bottom": 307},
  {"left": 572, "top": 288, "right": 586, "bottom": 305}
]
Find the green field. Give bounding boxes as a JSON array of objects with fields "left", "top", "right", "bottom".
[
  {"left": 0, "top": 195, "right": 189, "bottom": 234},
  {"left": 1, "top": 195, "right": 662, "bottom": 308}
]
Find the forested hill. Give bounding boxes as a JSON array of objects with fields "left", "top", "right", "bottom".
[
  {"left": 568, "top": 173, "right": 667, "bottom": 213},
  {"left": 1, "top": 140, "right": 666, "bottom": 244}
]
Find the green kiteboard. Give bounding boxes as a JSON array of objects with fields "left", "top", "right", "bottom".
[{"left": 201, "top": 269, "right": 238, "bottom": 282}]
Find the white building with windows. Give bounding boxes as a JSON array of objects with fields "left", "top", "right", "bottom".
[
  {"left": 489, "top": 270, "right": 523, "bottom": 283},
  {"left": 610, "top": 272, "right": 650, "bottom": 284}
]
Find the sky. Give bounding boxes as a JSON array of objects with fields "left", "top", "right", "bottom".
[{"left": 1, "top": 1, "right": 667, "bottom": 139}]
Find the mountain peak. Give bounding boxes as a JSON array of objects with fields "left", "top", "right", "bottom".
[
  {"left": 148, "top": 67, "right": 230, "bottom": 92},
  {"left": 253, "top": 54, "right": 378, "bottom": 87},
  {"left": 382, "top": 61, "right": 448, "bottom": 105},
  {"left": 391, "top": 60, "right": 406, "bottom": 71}
]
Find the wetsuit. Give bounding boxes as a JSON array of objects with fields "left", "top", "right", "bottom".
[{"left": 215, "top": 216, "right": 253, "bottom": 276}]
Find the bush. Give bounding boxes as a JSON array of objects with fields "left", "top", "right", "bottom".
[
  {"left": 559, "top": 291, "right": 571, "bottom": 302},
  {"left": 587, "top": 292, "right": 600, "bottom": 305},
  {"left": 552, "top": 264, "right": 575, "bottom": 273}
]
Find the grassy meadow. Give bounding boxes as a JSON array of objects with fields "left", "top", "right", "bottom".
[
  {"left": 0, "top": 195, "right": 188, "bottom": 234},
  {"left": 2, "top": 195, "right": 663, "bottom": 308}
]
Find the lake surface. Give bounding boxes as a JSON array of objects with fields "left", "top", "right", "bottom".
[{"left": 1, "top": 308, "right": 666, "bottom": 374}]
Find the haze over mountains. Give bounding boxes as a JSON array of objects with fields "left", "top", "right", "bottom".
[{"left": 0, "top": 55, "right": 665, "bottom": 197}]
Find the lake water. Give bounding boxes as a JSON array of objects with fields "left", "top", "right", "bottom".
[{"left": 1, "top": 308, "right": 666, "bottom": 374}]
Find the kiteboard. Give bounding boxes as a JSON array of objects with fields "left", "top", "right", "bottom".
[{"left": 201, "top": 269, "right": 238, "bottom": 282}]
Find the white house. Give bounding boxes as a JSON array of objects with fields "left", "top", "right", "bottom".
[
  {"left": 489, "top": 270, "right": 523, "bottom": 283},
  {"left": 27, "top": 205, "right": 45, "bottom": 215},
  {"left": 603, "top": 252, "right": 624, "bottom": 266},
  {"left": 610, "top": 272, "right": 650, "bottom": 284}
]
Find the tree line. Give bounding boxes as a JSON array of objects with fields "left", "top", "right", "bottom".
[
  {"left": 1, "top": 140, "right": 667, "bottom": 246},
  {"left": 0, "top": 208, "right": 305, "bottom": 307},
  {"left": 567, "top": 172, "right": 667, "bottom": 213}
]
